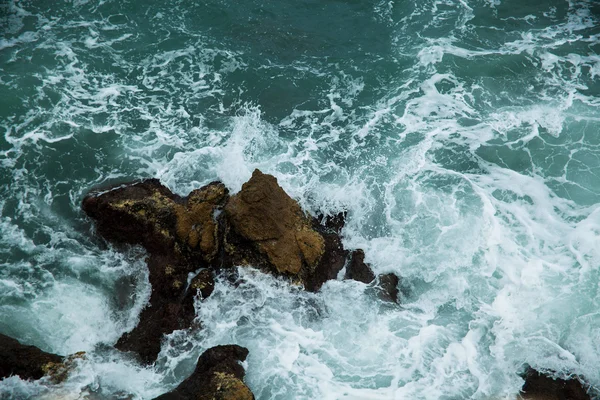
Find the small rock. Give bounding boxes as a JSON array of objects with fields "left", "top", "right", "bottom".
[
  {"left": 224, "top": 170, "right": 324, "bottom": 276},
  {"left": 377, "top": 273, "right": 400, "bottom": 303},
  {"left": 345, "top": 249, "right": 375, "bottom": 284},
  {"left": 153, "top": 345, "right": 254, "bottom": 400}
]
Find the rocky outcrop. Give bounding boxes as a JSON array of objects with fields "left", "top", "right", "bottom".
[
  {"left": 153, "top": 345, "right": 254, "bottom": 400},
  {"left": 81, "top": 170, "right": 360, "bottom": 364},
  {"left": 521, "top": 368, "right": 591, "bottom": 400},
  {"left": 0, "top": 333, "right": 84, "bottom": 383}
]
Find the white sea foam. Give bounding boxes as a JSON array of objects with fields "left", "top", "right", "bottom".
[{"left": 2, "top": 0, "right": 600, "bottom": 399}]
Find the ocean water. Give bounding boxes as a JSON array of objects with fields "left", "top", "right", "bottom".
[{"left": 1, "top": 0, "right": 600, "bottom": 398}]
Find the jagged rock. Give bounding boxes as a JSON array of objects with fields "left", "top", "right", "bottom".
[
  {"left": 0, "top": 333, "right": 63, "bottom": 381},
  {"left": 377, "top": 273, "right": 400, "bottom": 303},
  {"left": 82, "top": 171, "right": 356, "bottom": 362},
  {"left": 115, "top": 255, "right": 215, "bottom": 364},
  {"left": 224, "top": 170, "right": 325, "bottom": 275},
  {"left": 521, "top": 368, "right": 590, "bottom": 400},
  {"left": 83, "top": 180, "right": 226, "bottom": 364},
  {"left": 223, "top": 170, "right": 346, "bottom": 291},
  {"left": 153, "top": 345, "right": 254, "bottom": 400},
  {"left": 345, "top": 249, "right": 375, "bottom": 284},
  {"left": 82, "top": 179, "right": 228, "bottom": 261},
  {"left": 43, "top": 351, "right": 86, "bottom": 383}
]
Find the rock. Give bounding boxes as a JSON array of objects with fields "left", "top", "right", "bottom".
[
  {"left": 115, "top": 255, "right": 215, "bottom": 364},
  {"left": 83, "top": 180, "right": 226, "bottom": 364},
  {"left": 345, "top": 249, "right": 375, "bottom": 284},
  {"left": 520, "top": 368, "right": 590, "bottom": 400},
  {"left": 82, "top": 180, "right": 228, "bottom": 262},
  {"left": 317, "top": 211, "right": 346, "bottom": 234},
  {"left": 0, "top": 333, "right": 63, "bottom": 381},
  {"left": 224, "top": 170, "right": 324, "bottom": 276},
  {"left": 153, "top": 345, "right": 254, "bottom": 400},
  {"left": 377, "top": 273, "right": 400, "bottom": 303},
  {"left": 223, "top": 169, "right": 346, "bottom": 291},
  {"left": 43, "top": 351, "right": 86, "bottom": 383},
  {"left": 82, "top": 171, "right": 358, "bottom": 362}
]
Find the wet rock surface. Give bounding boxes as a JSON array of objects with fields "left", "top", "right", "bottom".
[
  {"left": 82, "top": 180, "right": 227, "bottom": 364},
  {"left": 345, "top": 249, "right": 375, "bottom": 284},
  {"left": 377, "top": 273, "right": 400, "bottom": 303},
  {"left": 153, "top": 345, "right": 253, "bottom": 400},
  {"left": 222, "top": 170, "right": 346, "bottom": 290},
  {"left": 81, "top": 169, "right": 353, "bottom": 364},
  {"left": 521, "top": 368, "right": 591, "bottom": 400},
  {"left": 0, "top": 333, "right": 63, "bottom": 381},
  {"left": 82, "top": 179, "right": 228, "bottom": 262},
  {"left": 114, "top": 256, "right": 215, "bottom": 364}
]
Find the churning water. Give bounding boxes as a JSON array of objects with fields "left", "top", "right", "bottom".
[{"left": 1, "top": 0, "right": 600, "bottom": 398}]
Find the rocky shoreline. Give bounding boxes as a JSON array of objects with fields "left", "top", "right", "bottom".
[{"left": 0, "top": 170, "right": 593, "bottom": 399}]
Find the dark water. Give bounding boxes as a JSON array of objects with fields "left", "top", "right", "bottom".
[{"left": 1, "top": 0, "right": 600, "bottom": 398}]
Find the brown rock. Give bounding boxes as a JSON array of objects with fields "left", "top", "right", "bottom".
[
  {"left": 115, "top": 255, "right": 215, "bottom": 364},
  {"left": 82, "top": 180, "right": 226, "bottom": 364},
  {"left": 0, "top": 333, "right": 63, "bottom": 381},
  {"left": 153, "top": 345, "right": 254, "bottom": 400},
  {"left": 43, "top": 351, "right": 87, "bottom": 383},
  {"left": 224, "top": 170, "right": 324, "bottom": 276},
  {"left": 82, "top": 180, "right": 228, "bottom": 262},
  {"left": 521, "top": 368, "right": 591, "bottom": 400},
  {"left": 345, "top": 249, "right": 375, "bottom": 284}
]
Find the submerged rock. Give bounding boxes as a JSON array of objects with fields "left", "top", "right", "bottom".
[
  {"left": 344, "top": 250, "right": 401, "bottom": 303},
  {"left": 521, "top": 368, "right": 591, "bottom": 400},
  {"left": 153, "top": 345, "right": 253, "bottom": 400},
  {"left": 377, "top": 273, "right": 400, "bottom": 303},
  {"left": 0, "top": 333, "right": 77, "bottom": 382}
]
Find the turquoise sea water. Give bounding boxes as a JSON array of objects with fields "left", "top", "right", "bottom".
[{"left": 1, "top": 0, "right": 600, "bottom": 398}]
